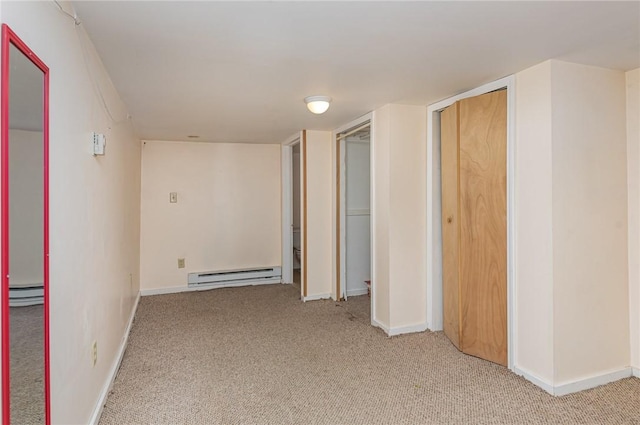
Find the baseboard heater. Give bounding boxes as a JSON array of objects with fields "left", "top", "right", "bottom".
[
  {"left": 9, "top": 285, "right": 44, "bottom": 307},
  {"left": 188, "top": 266, "right": 282, "bottom": 289}
]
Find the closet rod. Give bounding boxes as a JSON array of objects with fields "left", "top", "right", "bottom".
[{"left": 336, "top": 121, "right": 371, "bottom": 141}]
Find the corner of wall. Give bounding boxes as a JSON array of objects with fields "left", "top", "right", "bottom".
[{"left": 626, "top": 68, "right": 640, "bottom": 370}]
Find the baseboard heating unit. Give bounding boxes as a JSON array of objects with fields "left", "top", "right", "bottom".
[
  {"left": 9, "top": 285, "right": 44, "bottom": 307},
  {"left": 188, "top": 266, "right": 282, "bottom": 289}
]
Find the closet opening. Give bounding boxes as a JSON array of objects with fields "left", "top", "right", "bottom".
[
  {"left": 281, "top": 135, "right": 304, "bottom": 298},
  {"left": 336, "top": 120, "right": 371, "bottom": 305},
  {"left": 426, "top": 76, "right": 515, "bottom": 370},
  {"left": 291, "top": 142, "right": 302, "bottom": 289}
]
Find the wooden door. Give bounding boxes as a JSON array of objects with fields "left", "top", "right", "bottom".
[
  {"left": 440, "top": 89, "right": 507, "bottom": 366},
  {"left": 458, "top": 89, "right": 507, "bottom": 366},
  {"left": 440, "top": 103, "right": 461, "bottom": 349}
]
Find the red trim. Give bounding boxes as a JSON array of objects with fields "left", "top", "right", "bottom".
[
  {"left": 1, "top": 24, "right": 10, "bottom": 425},
  {"left": 1, "top": 24, "right": 50, "bottom": 425},
  {"left": 43, "top": 42, "right": 51, "bottom": 425}
]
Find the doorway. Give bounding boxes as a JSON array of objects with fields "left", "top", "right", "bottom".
[
  {"left": 291, "top": 142, "right": 302, "bottom": 288},
  {"left": 281, "top": 134, "right": 304, "bottom": 298},
  {"left": 426, "top": 76, "right": 515, "bottom": 369},
  {"left": 336, "top": 118, "right": 372, "bottom": 302}
]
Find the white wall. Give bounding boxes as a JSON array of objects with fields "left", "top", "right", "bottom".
[
  {"left": 0, "top": 1, "right": 142, "bottom": 423},
  {"left": 304, "top": 130, "right": 333, "bottom": 299},
  {"left": 345, "top": 141, "right": 370, "bottom": 296},
  {"left": 627, "top": 68, "right": 640, "bottom": 372},
  {"left": 372, "top": 104, "right": 427, "bottom": 332},
  {"left": 8, "top": 130, "right": 43, "bottom": 287},
  {"left": 139, "top": 141, "right": 281, "bottom": 291},
  {"left": 514, "top": 61, "right": 555, "bottom": 383},
  {"left": 514, "top": 60, "right": 631, "bottom": 390},
  {"left": 551, "top": 61, "right": 629, "bottom": 384},
  {"left": 372, "top": 107, "right": 390, "bottom": 325}
]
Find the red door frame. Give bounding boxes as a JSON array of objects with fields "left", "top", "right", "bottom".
[{"left": 1, "top": 24, "right": 50, "bottom": 425}]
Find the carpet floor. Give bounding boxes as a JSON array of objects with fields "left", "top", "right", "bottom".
[
  {"left": 100, "top": 284, "right": 640, "bottom": 425},
  {"left": 10, "top": 305, "right": 45, "bottom": 425}
]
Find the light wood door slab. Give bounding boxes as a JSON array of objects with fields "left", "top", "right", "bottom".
[
  {"left": 440, "top": 104, "right": 461, "bottom": 350},
  {"left": 458, "top": 89, "right": 508, "bottom": 366}
]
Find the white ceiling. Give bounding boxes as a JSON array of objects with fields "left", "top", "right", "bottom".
[{"left": 72, "top": 1, "right": 639, "bottom": 144}]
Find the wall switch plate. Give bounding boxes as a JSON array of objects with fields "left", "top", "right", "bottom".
[
  {"left": 92, "top": 132, "right": 106, "bottom": 156},
  {"left": 178, "top": 258, "right": 185, "bottom": 269},
  {"left": 169, "top": 192, "right": 178, "bottom": 203}
]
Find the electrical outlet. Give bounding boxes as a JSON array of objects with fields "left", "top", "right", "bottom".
[
  {"left": 169, "top": 192, "right": 178, "bottom": 203},
  {"left": 178, "top": 258, "right": 185, "bottom": 269},
  {"left": 92, "top": 341, "right": 98, "bottom": 366}
]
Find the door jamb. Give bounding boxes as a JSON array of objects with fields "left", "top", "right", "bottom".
[{"left": 426, "top": 75, "right": 516, "bottom": 370}]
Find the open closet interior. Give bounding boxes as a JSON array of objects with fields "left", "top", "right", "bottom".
[
  {"left": 291, "top": 142, "right": 302, "bottom": 287},
  {"left": 339, "top": 123, "right": 371, "bottom": 299}
]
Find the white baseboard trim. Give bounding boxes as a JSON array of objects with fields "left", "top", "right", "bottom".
[
  {"left": 514, "top": 366, "right": 633, "bottom": 396},
  {"left": 513, "top": 367, "right": 554, "bottom": 395},
  {"left": 303, "top": 293, "right": 332, "bottom": 302},
  {"left": 633, "top": 367, "right": 639, "bottom": 378},
  {"left": 370, "top": 319, "right": 427, "bottom": 337},
  {"left": 140, "top": 279, "right": 281, "bottom": 296},
  {"left": 387, "top": 323, "right": 428, "bottom": 336},
  {"left": 88, "top": 292, "right": 140, "bottom": 425},
  {"left": 426, "top": 320, "right": 443, "bottom": 332},
  {"left": 554, "top": 367, "right": 632, "bottom": 396},
  {"left": 346, "top": 288, "right": 369, "bottom": 297},
  {"left": 371, "top": 318, "right": 390, "bottom": 334}
]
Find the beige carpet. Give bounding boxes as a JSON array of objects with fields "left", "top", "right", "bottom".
[
  {"left": 100, "top": 284, "right": 640, "bottom": 425},
  {"left": 10, "top": 305, "right": 45, "bottom": 425}
]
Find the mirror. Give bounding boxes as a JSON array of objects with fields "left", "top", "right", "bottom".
[{"left": 1, "top": 25, "right": 50, "bottom": 425}]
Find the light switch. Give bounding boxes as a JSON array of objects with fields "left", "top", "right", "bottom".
[
  {"left": 92, "top": 132, "right": 106, "bottom": 156},
  {"left": 169, "top": 192, "right": 178, "bottom": 203}
]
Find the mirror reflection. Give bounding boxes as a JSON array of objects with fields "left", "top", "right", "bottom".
[{"left": 8, "top": 42, "right": 45, "bottom": 425}]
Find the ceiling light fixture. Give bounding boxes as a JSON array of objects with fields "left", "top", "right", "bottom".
[{"left": 304, "top": 96, "right": 331, "bottom": 114}]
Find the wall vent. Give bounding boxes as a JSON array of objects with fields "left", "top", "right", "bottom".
[{"left": 188, "top": 266, "right": 282, "bottom": 289}]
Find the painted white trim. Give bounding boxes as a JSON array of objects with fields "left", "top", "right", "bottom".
[
  {"left": 369, "top": 112, "right": 377, "bottom": 327},
  {"left": 371, "top": 318, "right": 390, "bottom": 334},
  {"left": 387, "top": 323, "right": 428, "bottom": 336},
  {"left": 346, "top": 288, "right": 369, "bottom": 297},
  {"left": 426, "top": 75, "right": 516, "bottom": 371},
  {"left": 513, "top": 367, "right": 555, "bottom": 395},
  {"left": 515, "top": 366, "right": 633, "bottom": 396},
  {"left": 89, "top": 292, "right": 140, "bottom": 425},
  {"left": 281, "top": 132, "right": 301, "bottom": 146},
  {"left": 371, "top": 319, "right": 428, "bottom": 337},
  {"left": 333, "top": 112, "right": 373, "bottom": 136},
  {"left": 633, "top": 367, "right": 640, "bottom": 378},
  {"left": 340, "top": 135, "right": 346, "bottom": 299},
  {"left": 140, "top": 279, "right": 281, "bottom": 296},
  {"left": 554, "top": 368, "right": 633, "bottom": 396},
  {"left": 302, "top": 293, "right": 332, "bottom": 302}
]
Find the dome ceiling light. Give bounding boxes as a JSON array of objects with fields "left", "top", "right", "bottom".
[{"left": 304, "top": 95, "right": 331, "bottom": 114}]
